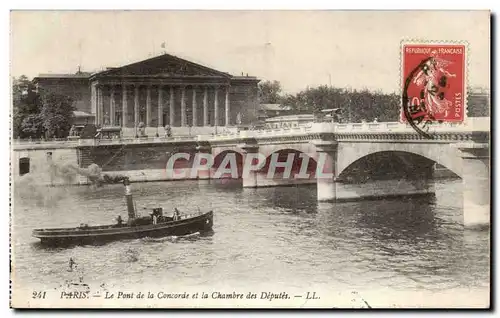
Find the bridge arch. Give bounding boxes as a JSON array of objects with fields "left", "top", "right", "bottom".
[
  {"left": 256, "top": 143, "right": 317, "bottom": 159},
  {"left": 336, "top": 143, "right": 463, "bottom": 179},
  {"left": 338, "top": 151, "right": 446, "bottom": 183},
  {"left": 259, "top": 148, "right": 317, "bottom": 180},
  {"left": 212, "top": 150, "right": 244, "bottom": 178}
]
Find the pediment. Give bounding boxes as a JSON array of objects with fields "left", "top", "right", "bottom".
[{"left": 97, "top": 53, "right": 231, "bottom": 78}]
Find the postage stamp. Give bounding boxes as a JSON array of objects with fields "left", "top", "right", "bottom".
[
  {"left": 9, "top": 11, "right": 490, "bottom": 310},
  {"left": 401, "top": 41, "right": 468, "bottom": 138}
]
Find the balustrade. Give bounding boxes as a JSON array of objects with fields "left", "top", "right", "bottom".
[{"left": 13, "top": 118, "right": 489, "bottom": 148}]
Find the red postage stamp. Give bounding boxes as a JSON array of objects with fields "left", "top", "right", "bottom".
[{"left": 401, "top": 42, "right": 467, "bottom": 126}]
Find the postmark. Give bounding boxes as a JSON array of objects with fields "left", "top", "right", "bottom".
[{"left": 401, "top": 41, "right": 468, "bottom": 138}]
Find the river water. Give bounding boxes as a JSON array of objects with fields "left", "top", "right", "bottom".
[{"left": 11, "top": 178, "right": 490, "bottom": 308}]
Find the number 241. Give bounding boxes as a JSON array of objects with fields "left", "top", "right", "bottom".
[{"left": 32, "top": 291, "right": 46, "bottom": 299}]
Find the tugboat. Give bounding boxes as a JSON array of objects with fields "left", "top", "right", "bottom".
[{"left": 32, "top": 178, "right": 213, "bottom": 247}]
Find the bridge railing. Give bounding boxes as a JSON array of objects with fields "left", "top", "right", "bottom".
[
  {"left": 201, "top": 124, "right": 315, "bottom": 140},
  {"left": 12, "top": 137, "right": 79, "bottom": 145},
  {"left": 331, "top": 117, "right": 489, "bottom": 133},
  {"left": 200, "top": 118, "right": 489, "bottom": 141},
  {"left": 333, "top": 122, "right": 409, "bottom": 132},
  {"left": 78, "top": 136, "right": 198, "bottom": 146},
  {"left": 12, "top": 135, "right": 199, "bottom": 148},
  {"left": 12, "top": 118, "right": 489, "bottom": 147}
]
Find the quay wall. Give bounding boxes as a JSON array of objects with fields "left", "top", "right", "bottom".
[{"left": 11, "top": 146, "right": 80, "bottom": 186}]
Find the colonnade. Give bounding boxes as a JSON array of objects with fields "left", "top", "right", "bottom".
[{"left": 92, "top": 83, "right": 231, "bottom": 128}]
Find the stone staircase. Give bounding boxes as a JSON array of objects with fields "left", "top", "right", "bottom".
[{"left": 77, "top": 148, "right": 94, "bottom": 168}]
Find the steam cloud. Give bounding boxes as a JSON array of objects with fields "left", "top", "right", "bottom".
[{"left": 13, "top": 161, "right": 128, "bottom": 208}]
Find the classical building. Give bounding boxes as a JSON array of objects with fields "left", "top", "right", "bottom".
[{"left": 33, "top": 53, "right": 260, "bottom": 136}]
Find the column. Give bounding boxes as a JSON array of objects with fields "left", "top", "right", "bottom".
[
  {"left": 457, "top": 143, "right": 490, "bottom": 228},
  {"left": 313, "top": 141, "right": 338, "bottom": 201},
  {"left": 91, "top": 83, "right": 97, "bottom": 125},
  {"left": 134, "top": 85, "right": 139, "bottom": 126},
  {"left": 181, "top": 86, "right": 186, "bottom": 126},
  {"left": 122, "top": 84, "right": 128, "bottom": 127},
  {"left": 169, "top": 86, "right": 175, "bottom": 126},
  {"left": 203, "top": 86, "right": 209, "bottom": 126},
  {"left": 110, "top": 86, "right": 115, "bottom": 126},
  {"left": 214, "top": 87, "right": 219, "bottom": 127},
  {"left": 158, "top": 85, "right": 163, "bottom": 128},
  {"left": 225, "top": 86, "right": 230, "bottom": 126},
  {"left": 146, "top": 85, "right": 152, "bottom": 127},
  {"left": 97, "top": 85, "right": 104, "bottom": 126},
  {"left": 192, "top": 86, "right": 197, "bottom": 127}
]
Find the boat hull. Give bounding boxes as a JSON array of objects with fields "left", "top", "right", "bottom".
[{"left": 33, "top": 211, "right": 213, "bottom": 247}]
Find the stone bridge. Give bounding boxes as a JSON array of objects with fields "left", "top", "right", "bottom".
[
  {"left": 12, "top": 118, "right": 490, "bottom": 227},
  {"left": 205, "top": 118, "right": 489, "bottom": 228}
]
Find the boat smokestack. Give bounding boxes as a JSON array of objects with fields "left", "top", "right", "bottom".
[{"left": 123, "top": 178, "right": 135, "bottom": 221}]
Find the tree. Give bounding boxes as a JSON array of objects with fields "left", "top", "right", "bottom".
[
  {"left": 20, "top": 113, "right": 44, "bottom": 138},
  {"left": 281, "top": 85, "right": 400, "bottom": 122},
  {"left": 40, "top": 93, "right": 75, "bottom": 138},
  {"left": 281, "top": 85, "right": 348, "bottom": 117},
  {"left": 467, "top": 86, "right": 490, "bottom": 117},
  {"left": 259, "top": 80, "right": 283, "bottom": 104},
  {"left": 12, "top": 75, "right": 43, "bottom": 138},
  {"left": 13, "top": 107, "right": 25, "bottom": 139}
]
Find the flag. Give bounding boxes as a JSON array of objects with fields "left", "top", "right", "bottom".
[{"left": 161, "top": 42, "right": 166, "bottom": 49}]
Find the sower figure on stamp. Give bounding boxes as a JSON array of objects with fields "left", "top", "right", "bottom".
[{"left": 413, "top": 50, "right": 456, "bottom": 116}]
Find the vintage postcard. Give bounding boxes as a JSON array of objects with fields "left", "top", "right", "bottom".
[{"left": 10, "top": 10, "right": 490, "bottom": 309}]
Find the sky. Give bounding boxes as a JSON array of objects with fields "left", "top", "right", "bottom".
[{"left": 10, "top": 10, "right": 490, "bottom": 94}]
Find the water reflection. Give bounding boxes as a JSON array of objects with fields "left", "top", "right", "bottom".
[
  {"left": 355, "top": 195, "right": 439, "bottom": 239},
  {"left": 255, "top": 184, "right": 318, "bottom": 215},
  {"left": 12, "top": 179, "right": 489, "bottom": 297}
]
